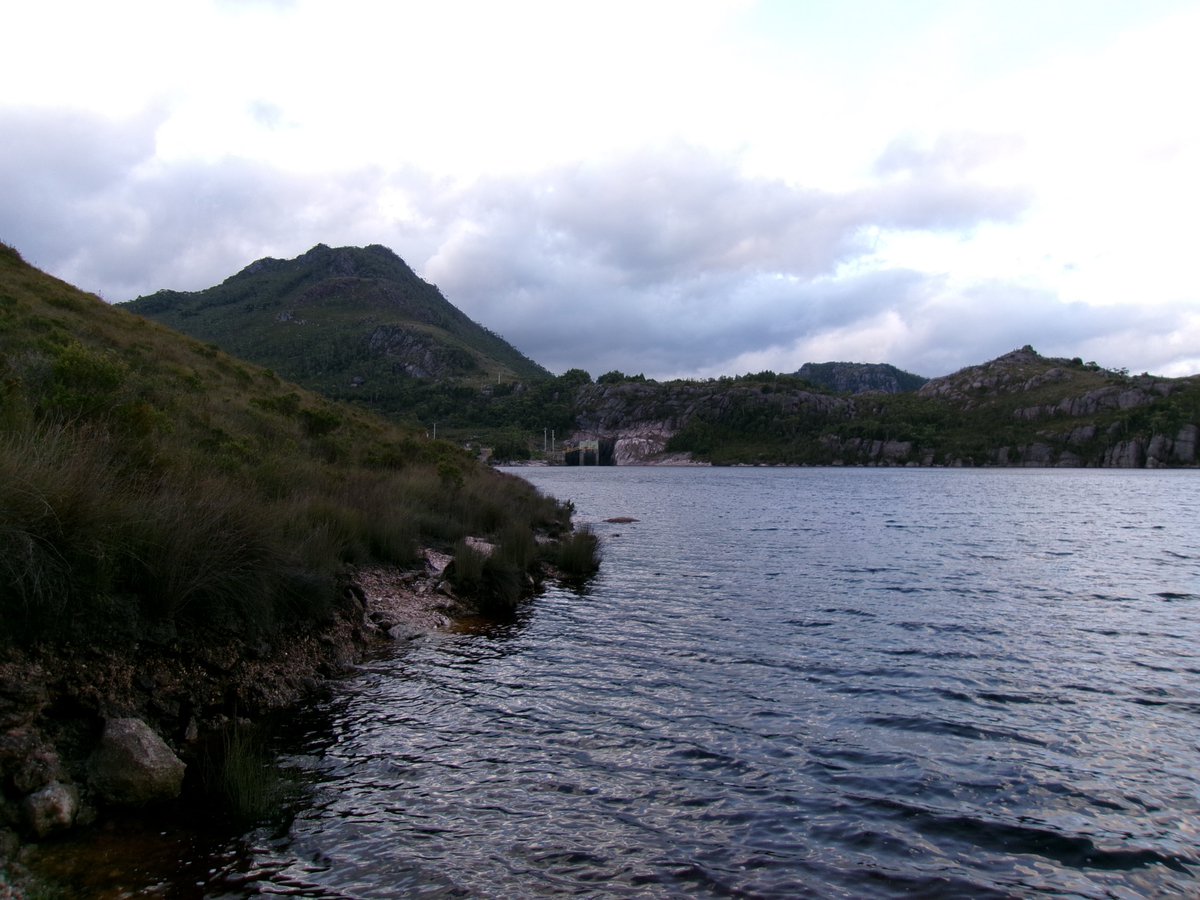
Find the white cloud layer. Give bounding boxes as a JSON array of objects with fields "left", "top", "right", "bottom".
[{"left": 2, "top": 0, "right": 1198, "bottom": 378}]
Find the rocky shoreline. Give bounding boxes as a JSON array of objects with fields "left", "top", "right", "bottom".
[{"left": 0, "top": 550, "right": 483, "bottom": 895}]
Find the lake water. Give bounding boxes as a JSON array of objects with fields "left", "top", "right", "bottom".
[{"left": 36, "top": 468, "right": 1200, "bottom": 896}]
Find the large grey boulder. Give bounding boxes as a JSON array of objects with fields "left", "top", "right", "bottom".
[{"left": 87, "top": 718, "right": 186, "bottom": 805}]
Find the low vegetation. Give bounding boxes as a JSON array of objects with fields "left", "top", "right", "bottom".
[
  {"left": 199, "top": 720, "right": 286, "bottom": 824},
  {"left": 550, "top": 527, "right": 602, "bottom": 581},
  {"left": 0, "top": 242, "right": 585, "bottom": 647}
]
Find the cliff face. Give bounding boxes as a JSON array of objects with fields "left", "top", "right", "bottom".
[{"left": 570, "top": 381, "right": 701, "bottom": 464}]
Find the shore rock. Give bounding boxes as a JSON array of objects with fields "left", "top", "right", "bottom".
[
  {"left": 87, "top": 719, "right": 185, "bottom": 805},
  {"left": 21, "top": 783, "right": 78, "bottom": 838}
]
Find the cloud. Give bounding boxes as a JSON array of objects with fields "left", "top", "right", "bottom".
[
  {"left": 1, "top": 0, "right": 1197, "bottom": 383},
  {"left": 0, "top": 108, "right": 428, "bottom": 298},
  {"left": 423, "top": 144, "right": 1030, "bottom": 376},
  {"left": 0, "top": 112, "right": 1073, "bottom": 379},
  {"left": 0, "top": 108, "right": 160, "bottom": 271}
]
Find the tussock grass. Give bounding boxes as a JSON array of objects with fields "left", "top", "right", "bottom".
[
  {"left": 200, "top": 720, "right": 286, "bottom": 824},
  {"left": 447, "top": 538, "right": 524, "bottom": 616},
  {"left": 550, "top": 528, "right": 602, "bottom": 581}
]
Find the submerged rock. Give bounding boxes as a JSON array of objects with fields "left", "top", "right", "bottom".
[{"left": 87, "top": 718, "right": 185, "bottom": 805}]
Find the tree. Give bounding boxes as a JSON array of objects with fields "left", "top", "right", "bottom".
[{"left": 557, "top": 368, "right": 592, "bottom": 386}]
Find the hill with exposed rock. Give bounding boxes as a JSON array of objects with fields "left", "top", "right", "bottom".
[{"left": 123, "top": 243, "right": 550, "bottom": 428}]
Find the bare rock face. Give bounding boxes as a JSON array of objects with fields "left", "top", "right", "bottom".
[
  {"left": 1173, "top": 424, "right": 1198, "bottom": 463},
  {"left": 87, "top": 718, "right": 186, "bottom": 805},
  {"left": 611, "top": 423, "right": 674, "bottom": 465},
  {"left": 1104, "top": 440, "right": 1146, "bottom": 468},
  {"left": 21, "top": 782, "right": 78, "bottom": 838}
]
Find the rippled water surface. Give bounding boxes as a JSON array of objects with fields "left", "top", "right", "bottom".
[{"left": 49, "top": 468, "right": 1200, "bottom": 896}]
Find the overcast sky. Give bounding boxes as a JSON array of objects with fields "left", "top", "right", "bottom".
[{"left": 3, "top": 1, "right": 1198, "bottom": 379}]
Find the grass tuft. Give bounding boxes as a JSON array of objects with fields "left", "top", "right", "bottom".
[
  {"left": 200, "top": 721, "right": 286, "bottom": 824},
  {"left": 550, "top": 527, "right": 602, "bottom": 581}
]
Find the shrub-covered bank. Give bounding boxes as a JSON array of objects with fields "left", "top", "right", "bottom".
[{"left": 0, "top": 243, "right": 599, "bottom": 890}]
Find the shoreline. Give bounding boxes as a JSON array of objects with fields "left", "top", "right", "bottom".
[{"left": 0, "top": 551, "right": 514, "bottom": 895}]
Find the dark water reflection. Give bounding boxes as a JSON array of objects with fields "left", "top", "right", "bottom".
[{"left": 36, "top": 469, "right": 1200, "bottom": 897}]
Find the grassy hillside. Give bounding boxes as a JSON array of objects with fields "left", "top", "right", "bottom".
[
  {"left": 0, "top": 242, "right": 577, "bottom": 645},
  {"left": 122, "top": 244, "right": 551, "bottom": 432}
]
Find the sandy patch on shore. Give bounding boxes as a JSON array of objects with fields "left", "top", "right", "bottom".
[{"left": 351, "top": 551, "right": 467, "bottom": 640}]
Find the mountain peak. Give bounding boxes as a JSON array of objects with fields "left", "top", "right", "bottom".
[{"left": 123, "top": 243, "right": 549, "bottom": 408}]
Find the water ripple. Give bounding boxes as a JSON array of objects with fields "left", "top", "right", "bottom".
[{"left": 201, "top": 468, "right": 1200, "bottom": 898}]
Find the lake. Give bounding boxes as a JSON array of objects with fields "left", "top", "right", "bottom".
[{"left": 36, "top": 467, "right": 1200, "bottom": 896}]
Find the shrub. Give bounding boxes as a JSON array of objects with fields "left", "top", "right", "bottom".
[
  {"left": 299, "top": 407, "right": 341, "bottom": 437},
  {"left": 551, "top": 527, "right": 601, "bottom": 580},
  {"left": 0, "top": 423, "right": 133, "bottom": 635},
  {"left": 446, "top": 539, "right": 524, "bottom": 615},
  {"left": 446, "top": 539, "right": 487, "bottom": 595},
  {"left": 497, "top": 521, "right": 537, "bottom": 571},
  {"left": 477, "top": 555, "right": 523, "bottom": 614}
]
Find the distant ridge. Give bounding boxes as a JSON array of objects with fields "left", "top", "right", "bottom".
[{"left": 567, "top": 347, "right": 1200, "bottom": 467}]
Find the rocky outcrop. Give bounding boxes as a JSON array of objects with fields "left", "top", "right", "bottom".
[
  {"left": 918, "top": 346, "right": 1049, "bottom": 404},
  {"left": 569, "top": 357, "right": 1200, "bottom": 468},
  {"left": 570, "top": 383, "right": 687, "bottom": 464},
  {"left": 1014, "top": 384, "right": 1169, "bottom": 421},
  {"left": 1120, "top": 424, "right": 1200, "bottom": 468},
  {"left": 0, "top": 584, "right": 380, "bottom": 883},
  {"left": 351, "top": 553, "right": 471, "bottom": 640},
  {"left": 795, "top": 361, "right": 927, "bottom": 395},
  {"left": 365, "top": 325, "right": 476, "bottom": 379},
  {"left": 984, "top": 424, "right": 1199, "bottom": 468},
  {"left": 1171, "top": 424, "right": 1198, "bottom": 462},
  {"left": 819, "top": 436, "right": 920, "bottom": 466},
  {"left": 22, "top": 782, "right": 79, "bottom": 838},
  {"left": 591, "top": 421, "right": 681, "bottom": 465},
  {"left": 87, "top": 718, "right": 186, "bottom": 805}
]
